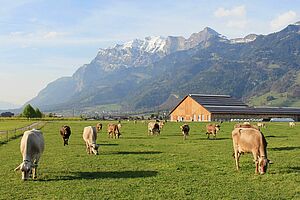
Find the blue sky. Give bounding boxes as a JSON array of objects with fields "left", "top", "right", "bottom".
[{"left": 0, "top": 0, "right": 299, "bottom": 107}]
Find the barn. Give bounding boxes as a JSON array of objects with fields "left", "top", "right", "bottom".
[{"left": 169, "top": 94, "right": 300, "bottom": 122}]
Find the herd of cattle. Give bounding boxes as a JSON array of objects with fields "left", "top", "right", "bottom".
[{"left": 14, "top": 120, "right": 297, "bottom": 180}]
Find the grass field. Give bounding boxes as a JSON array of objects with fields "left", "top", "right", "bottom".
[{"left": 0, "top": 120, "right": 299, "bottom": 199}]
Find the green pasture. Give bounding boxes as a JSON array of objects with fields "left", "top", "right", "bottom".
[{"left": 0, "top": 120, "right": 299, "bottom": 199}]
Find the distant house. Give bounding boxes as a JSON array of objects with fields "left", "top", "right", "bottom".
[
  {"left": 169, "top": 94, "right": 300, "bottom": 122},
  {"left": 0, "top": 112, "right": 14, "bottom": 117}
]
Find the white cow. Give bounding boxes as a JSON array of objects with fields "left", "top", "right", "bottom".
[
  {"left": 14, "top": 129, "right": 44, "bottom": 180},
  {"left": 289, "top": 122, "right": 296, "bottom": 127},
  {"left": 83, "top": 126, "right": 99, "bottom": 155}
]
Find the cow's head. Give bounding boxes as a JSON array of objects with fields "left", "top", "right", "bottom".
[
  {"left": 258, "top": 156, "right": 270, "bottom": 174},
  {"left": 90, "top": 144, "right": 99, "bottom": 155},
  {"left": 14, "top": 160, "right": 32, "bottom": 180},
  {"left": 216, "top": 124, "right": 221, "bottom": 131}
]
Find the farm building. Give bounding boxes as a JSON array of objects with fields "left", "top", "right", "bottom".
[{"left": 169, "top": 94, "right": 300, "bottom": 122}]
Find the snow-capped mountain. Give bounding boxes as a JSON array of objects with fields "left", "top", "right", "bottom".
[
  {"left": 93, "top": 27, "right": 222, "bottom": 71},
  {"left": 26, "top": 23, "right": 300, "bottom": 113}
]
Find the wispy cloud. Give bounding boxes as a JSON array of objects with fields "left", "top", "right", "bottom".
[
  {"left": 270, "top": 11, "right": 297, "bottom": 31},
  {"left": 213, "top": 5, "right": 248, "bottom": 29},
  {"left": 214, "top": 5, "right": 246, "bottom": 18}
]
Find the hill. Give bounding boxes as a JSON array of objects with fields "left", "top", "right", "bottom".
[{"left": 26, "top": 23, "right": 300, "bottom": 114}]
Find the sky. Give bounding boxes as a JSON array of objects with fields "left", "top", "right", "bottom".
[{"left": 0, "top": 0, "right": 299, "bottom": 108}]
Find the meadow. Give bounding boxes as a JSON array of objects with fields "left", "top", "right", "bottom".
[{"left": 0, "top": 120, "right": 299, "bottom": 199}]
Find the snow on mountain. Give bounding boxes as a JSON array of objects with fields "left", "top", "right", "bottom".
[
  {"left": 230, "top": 34, "right": 257, "bottom": 44},
  {"left": 122, "top": 36, "right": 167, "bottom": 54}
]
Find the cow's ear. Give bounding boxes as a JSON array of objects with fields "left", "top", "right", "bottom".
[
  {"left": 14, "top": 164, "right": 21, "bottom": 171},
  {"left": 268, "top": 159, "right": 273, "bottom": 164}
]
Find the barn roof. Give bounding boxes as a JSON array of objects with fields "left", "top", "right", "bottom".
[
  {"left": 189, "top": 94, "right": 248, "bottom": 107},
  {"left": 204, "top": 106, "right": 300, "bottom": 114},
  {"left": 169, "top": 94, "right": 300, "bottom": 116}
]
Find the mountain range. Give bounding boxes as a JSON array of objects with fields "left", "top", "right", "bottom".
[{"left": 26, "top": 22, "right": 300, "bottom": 115}]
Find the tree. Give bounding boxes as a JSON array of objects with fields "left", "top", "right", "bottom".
[
  {"left": 35, "top": 108, "right": 43, "bottom": 118},
  {"left": 22, "top": 104, "right": 36, "bottom": 118}
]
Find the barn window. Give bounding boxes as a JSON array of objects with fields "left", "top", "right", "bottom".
[{"left": 202, "top": 114, "right": 205, "bottom": 121}]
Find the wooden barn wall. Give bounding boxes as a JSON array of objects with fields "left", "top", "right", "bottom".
[{"left": 170, "top": 96, "right": 211, "bottom": 122}]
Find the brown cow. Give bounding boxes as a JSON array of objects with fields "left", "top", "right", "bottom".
[
  {"left": 148, "top": 122, "right": 160, "bottom": 135},
  {"left": 60, "top": 125, "right": 71, "bottom": 146},
  {"left": 107, "top": 124, "right": 121, "bottom": 139},
  {"left": 232, "top": 128, "right": 271, "bottom": 174},
  {"left": 14, "top": 129, "right": 44, "bottom": 180},
  {"left": 96, "top": 123, "right": 103, "bottom": 131},
  {"left": 206, "top": 124, "right": 220, "bottom": 139},
  {"left": 180, "top": 124, "right": 190, "bottom": 140}
]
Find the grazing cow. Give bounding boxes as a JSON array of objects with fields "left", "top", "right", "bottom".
[
  {"left": 148, "top": 122, "right": 160, "bottom": 135},
  {"left": 107, "top": 124, "right": 121, "bottom": 139},
  {"left": 289, "top": 122, "right": 296, "bottom": 127},
  {"left": 232, "top": 128, "right": 271, "bottom": 174},
  {"left": 257, "top": 122, "right": 266, "bottom": 128},
  {"left": 60, "top": 125, "right": 71, "bottom": 146},
  {"left": 83, "top": 126, "right": 99, "bottom": 155},
  {"left": 180, "top": 124, "right": 190, "bottom": 140},
  {"left": 14, "top": 129, "right": 44, "bottom": 180},
  {"left": 206, "top": 124, "right": 220, "bottom": 139},
  {"left": 96, "top": 123, "right": 103, "bottom": 131}
]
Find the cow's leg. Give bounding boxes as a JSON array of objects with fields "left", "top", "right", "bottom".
[
  {"left": 252, "top": 152, "right": 259, "bottom": 174},
  {"left": 233, "top": 145, "right": 240, "bottom": 170},
  {"left": 85, "top": 142, "right": 90, "bottom": 154},
  {"left": 32, "top": 156, "right": 40, "bottom": 180},
  {"left": 207, "top": 132, "right": 210, "bottom": 139}
]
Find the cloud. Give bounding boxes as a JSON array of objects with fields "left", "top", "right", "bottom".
[
  {"left": 270, "top": 11, "right": 297, "bottom": 31},
  {"left": 213, "top": 5, "right": 248, "bottom": 29},
  {"left": 43, "top": 31, "right": 66, "bottom": 39},
  {"left": 214, "top": 5, "right": 246, "bottom": 18}
]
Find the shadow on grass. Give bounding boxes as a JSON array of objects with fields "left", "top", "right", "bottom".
[
  {"left": 193, "top": 137, "right": 230, "bottom": 141},
  {"left": 265, "top": 135, "right": 288, "bottom": 138},
  {"left": 112, "top": 151, "right": 162, "bottom": 155},
  {"left": 278, "top": 167, "right": 300, "bottom": 174},
  {"left": 99, "top": 143, "right": 118, "bottom": 146},
  {"left": 40, "top": 170, "right": 158, "bottom": 181},
  {"left": 122, "top": 136, "right": 153, "bottom": 140},
  {"left": 269, "top": 146, "right": 300, "bottom": 151}
]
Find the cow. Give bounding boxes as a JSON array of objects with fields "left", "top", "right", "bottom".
[
  {"left": 60, "top": 125, "right": 71, "bottom": 146},
  {"left": 289, "top": 122, "right": 296, "bottom": 127},
  {"left": 14, "top": 129, "right": 44, "bottom": 180},
  {"left": 232, "top": 127, "right": 271, "bottom": 174},
  {"left": 206, "top": 124, "right": 220, "bottom": 139},
  {"left": 180, "top": 124, "right": 190, "bottom": 140},
  {"left": 82, "top": 126, "right": 99, "bottom": 155},
  {"left": 257, "top": 122, "right": 266, "bottom": 128},
  {"left": 148, "top": 122, "right": 160, "bottom": 135},
  {"left": 96, "top": 123, "right": 103, "bottom": 131},
  {"left": 107, "top": 124, "right": 121, "bottom": 139}
]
